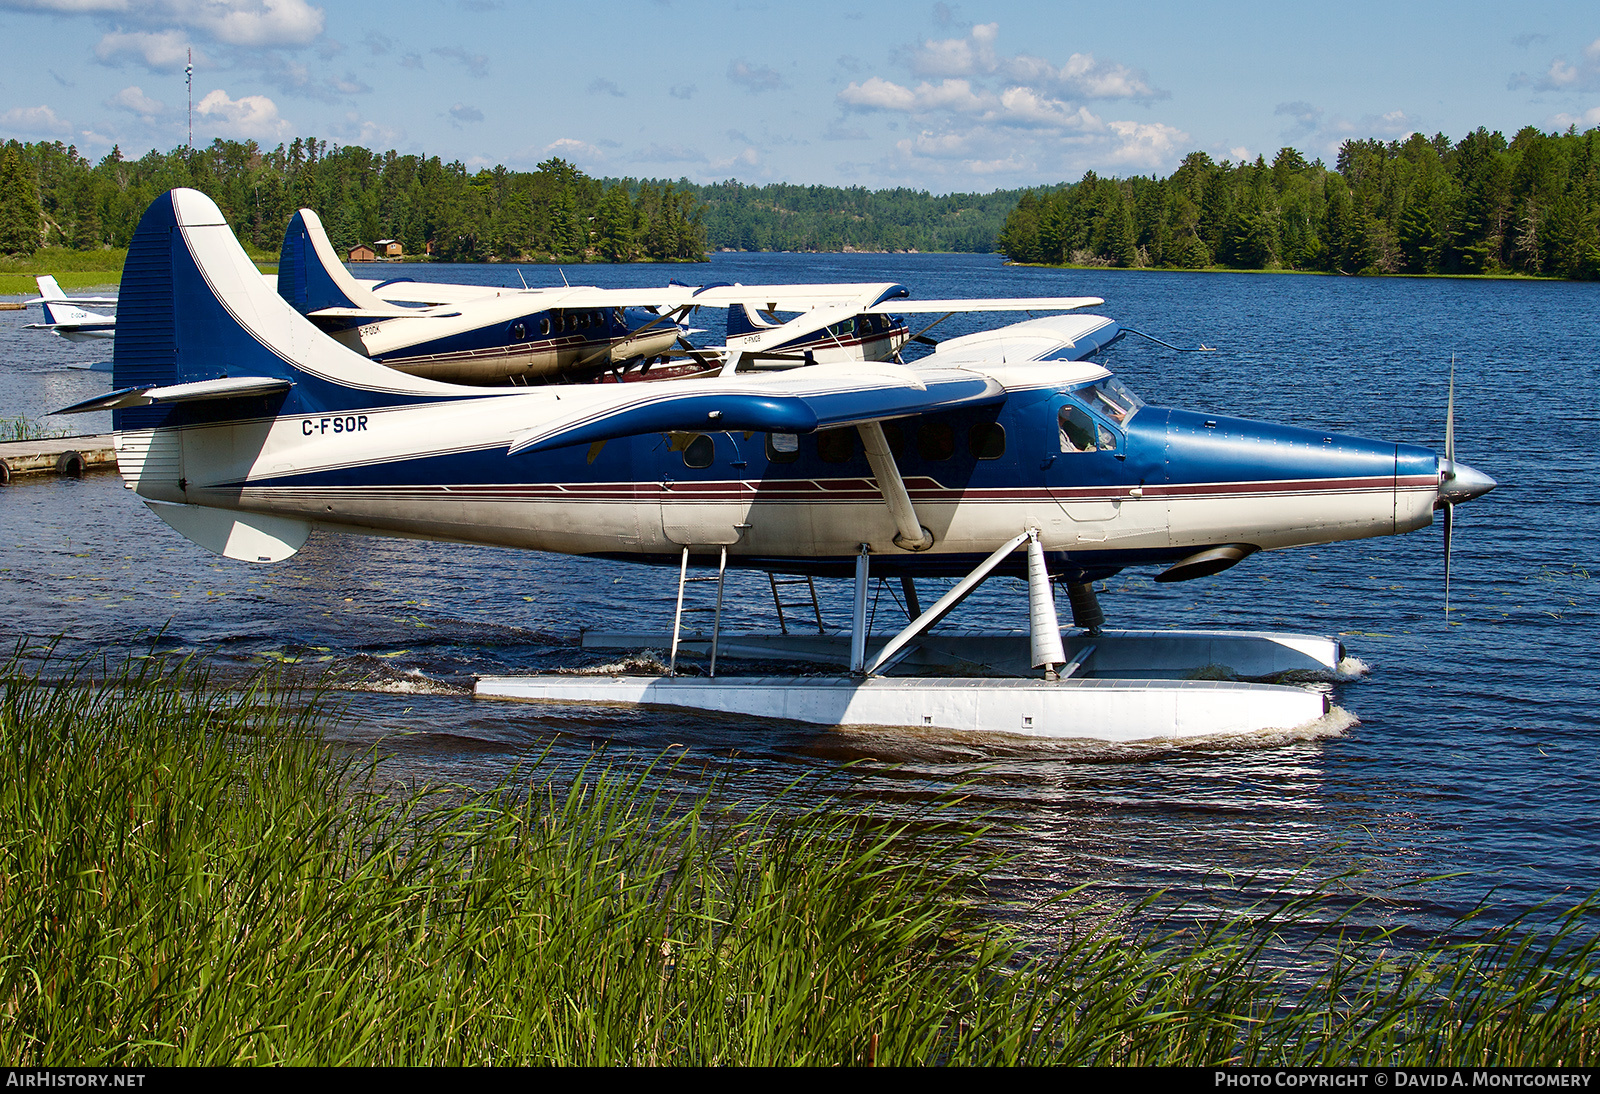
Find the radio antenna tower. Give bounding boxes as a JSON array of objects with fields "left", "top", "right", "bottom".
[{"left": 186, "top": 48, "right": 193, "bottom": 150}]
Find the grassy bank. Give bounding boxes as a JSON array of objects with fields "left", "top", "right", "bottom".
[
  {"left": 0, "top": 245, "right": 276, "bottom": 295},
  {"left": 1, "top": 650, "right": 1594, "bottom": 1065}
]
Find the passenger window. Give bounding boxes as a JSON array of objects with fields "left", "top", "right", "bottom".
[
  {"left": 683, "top": 434, "right": 715, "bottom": 469},
  {"left": 1059, "top": 405, "right": 1117, "bottom": 453},
  {"left": 537, "top": 317, "right": 551, "bottom": 337},
  {"left": 969, "top": 422, "right": 1006, "bottom": 460},
  {"left": 510, "top": 322, "right": 526, "bottom": 342},
  {"left": 881, "top": 421, "right": 906, "bottom": 458},
  {"left": 916, "top": 420, "right": 954, "bottom": 461},
  {"left": 817, "top": 428, "right": 855, "bottom": 464},
  {"left": 766, "top": 432, "right": 800, "bottom": 464}
]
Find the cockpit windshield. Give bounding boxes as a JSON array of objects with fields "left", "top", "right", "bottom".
[{"left": 1071, "top": 377, "right": 1144, "bottom": 424}]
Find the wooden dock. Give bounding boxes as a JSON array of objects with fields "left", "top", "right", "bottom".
[{"left": 0, "top": 434, "right": 118, "bottom": 484}]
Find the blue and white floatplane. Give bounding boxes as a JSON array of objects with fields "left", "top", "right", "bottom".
[{"left": 58, "top": 190, "right": 1496, "bottom": 743}]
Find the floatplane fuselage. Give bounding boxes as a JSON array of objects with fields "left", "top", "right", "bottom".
[{"left": 60, "top": 189, "right": 1496, "bottom": 741}]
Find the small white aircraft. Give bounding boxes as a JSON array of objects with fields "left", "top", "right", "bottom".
[
  {"left": 701, "top": 284, "right": 1123, "bottom": 372},
  {"left": 23, "top": 275, "right": 116, "bottom": 341},
  {"left": 276, "top": 208, "right": 691, "bottom": 385},
  {"left": 59, "top": 190, "right": 1496, "bottom": 742}
]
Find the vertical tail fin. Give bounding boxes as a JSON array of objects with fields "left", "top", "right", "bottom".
[
  {"left": 276, "top": 207, "right": 391, "bottom": 315},
  {"left": 111, "top": 189, "right": 461, "bottom": 432}
]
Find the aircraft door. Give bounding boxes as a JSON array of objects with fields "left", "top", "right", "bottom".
[
  {"left": 1041, "top": 394, "right": 1127, "bottom": 526},
  {"left": 659, "top": 431, "right": 755, "bottom": 547}
]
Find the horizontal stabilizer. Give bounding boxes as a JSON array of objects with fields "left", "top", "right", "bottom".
[
  {"left": 145, "top": 501, "right": 311, "bottom": 563},
  {"left": 507, "top": 363, "right": 1003, "bottom": 455},
  {"left": 55, "top": 375, "right": 292, "bottom": 414}
]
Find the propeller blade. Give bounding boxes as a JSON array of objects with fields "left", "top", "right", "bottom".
[
  {"left": 1445, "top": 354, "right": 1456, "bottom": 467},
  {"left": 1443, "top": 498, "right": 1454, "bottom": 617}
]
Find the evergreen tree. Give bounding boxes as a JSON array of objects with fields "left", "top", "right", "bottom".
[{"left": 0, "top": 142, "right": 43, "bottom": 255}]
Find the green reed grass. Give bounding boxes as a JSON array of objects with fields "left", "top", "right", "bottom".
[
  {"left": 0, "top": 417, "right": 71, "bottom": 442},
  {"left": 0, "top": 648, "right": 1594, "bottom": 1065}
]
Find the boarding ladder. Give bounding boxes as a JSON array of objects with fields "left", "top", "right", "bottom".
[
  {"left": 668, "top": 547, "right": 729, "bottom": 678},
  {"left": 767, "top": 573, "right": 827, "bottom": 636}
]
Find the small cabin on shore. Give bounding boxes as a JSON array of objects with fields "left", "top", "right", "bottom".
[
  {"left": 373, "top": 239, "right": 403, "bottom": 258},
  {"left": 348, "top": 244, "right": 376, "bottom": 263}
]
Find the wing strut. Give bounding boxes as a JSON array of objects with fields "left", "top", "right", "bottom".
[{"left": 856, "top": 421, "right": 933, "bottom": 551}]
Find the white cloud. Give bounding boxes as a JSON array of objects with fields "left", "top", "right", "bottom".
[
  {"left": 0, "top": 103, "right": 70, "bottom": 136},
  {"left": 709, "top": 146, "right": 761, "bottom": 172},
  {"left": 8, "top": 0, "right": 324, "bottom": 46},
  {"left": 542, "top": 137, "right": 603, "bottom": 161},
  {"left": 1508, "top": 36, "right": 1600, "bottom": 92},
  {"left": 907, "top": 22, "right": 999, "bottom": 78},
  {"left": 1551, "top": 105, "right": 1600, "bottom": 129},
  {"left": 1051, "top": 52, "right": 1163, "bottom": 101},
  {"left": 94, "top": 29, "right": 194, "bottom": 70},
  {"left": 194, "top": 87, "right": 291, "bottom": 140},
  {"left": 839, "top": 76, "right": 918, "bottom": 112},
  {"left": 904, "top": 23, "right": 1163, "bottom": 101},
  {"left": 995, "top": 86, "right": 1099, "bottom": 130},
  {"left": 107, "top": 85, "right": 165, "bottom": 117}
]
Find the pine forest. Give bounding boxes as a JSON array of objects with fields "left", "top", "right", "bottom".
[{"left": 1, "top": 125, "right": 1597, "bottom": 279}]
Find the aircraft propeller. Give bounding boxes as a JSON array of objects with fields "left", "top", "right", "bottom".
[{"left": 1434, "top": 355, "right": 1497, "bottom": 616}]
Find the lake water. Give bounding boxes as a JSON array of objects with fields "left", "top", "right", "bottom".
[{"left": 2, "top": 253, "right": 1595, "bottom": 942}]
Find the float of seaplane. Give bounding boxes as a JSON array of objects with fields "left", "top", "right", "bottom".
[
  {"left": 58, "top": 189, "right": 1497, "bottom": 742},
  {"left": 23, "top": 274, "right": 117, "bottom": 341}
]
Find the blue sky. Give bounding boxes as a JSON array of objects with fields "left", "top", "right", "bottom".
[{"left": 1, "top": 1, "right": 1597, "bottom": 192}]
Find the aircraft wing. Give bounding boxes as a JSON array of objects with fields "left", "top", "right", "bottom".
[
  {"left": 918, "top": 313, "right": 1123, "bottom": 366},
  {"left": 305, "top": 305, "right": 464, "bottom": 321},
  {"left": 364, "top": 280, "right": 538, "bottom": 306},
  {"left": 865, "top": 296, "right": 1103, "bottom": 313},
  {"left": 364, "top": 281, "right": 702, "bottom": 311},
  {"left": 684, "top": 282, "right": 906, "bottom": 312},
  {"left": 506, "top": 362, "right": 1003, "bottom": 455}
]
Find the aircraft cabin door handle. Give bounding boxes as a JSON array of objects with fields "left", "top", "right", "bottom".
[{"left": 1128, "top": 486, "right": 1144, "bottom": 497}]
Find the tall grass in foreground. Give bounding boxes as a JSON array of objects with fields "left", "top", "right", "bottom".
[{"left": 0, "top": 650, "right": 1595, "bottom": 1066}]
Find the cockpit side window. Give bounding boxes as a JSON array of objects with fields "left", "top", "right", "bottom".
[
  {"left": 1059, "top": 405, "right": 1118, "bottom": 453},
  {"left": 1071, "top": 377, "right": 1144, "bottom": 424}
]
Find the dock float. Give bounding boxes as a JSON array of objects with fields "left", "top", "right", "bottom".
[{"left": 0, "top": 434, "right": 117, "bottom": 484}]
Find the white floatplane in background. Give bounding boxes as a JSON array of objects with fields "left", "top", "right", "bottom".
[
  {"left": 275, "top": 204, "right": 1129, "bottom": 384},
  {"left": 57, "top": 190, "right": 1496, "bottom": 742},
  {"left": 23, "top": 274, "right": 117, "bottom": 341}
]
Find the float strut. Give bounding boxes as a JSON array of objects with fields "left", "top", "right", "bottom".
[
  {"left": 709, "top": 547, "right": 727, "bottom": 678},
  {"left": 1027, "top": 532, "right": 1067, "bottom": 678},
  {"left": 850, "top": 543, "right": 871, "bottom": 675},
  {"left": 900, "top": 576, "right": 921, "bottom": 619},
  {"left": 669, "top": 547, "right": 690, "bottom": 677},
  {"left": 867, "top": 530, "right": 1033, "bottom": 676},
  {"left": 1066, "top": 580, "right": 1105, "bottom": 633}
]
